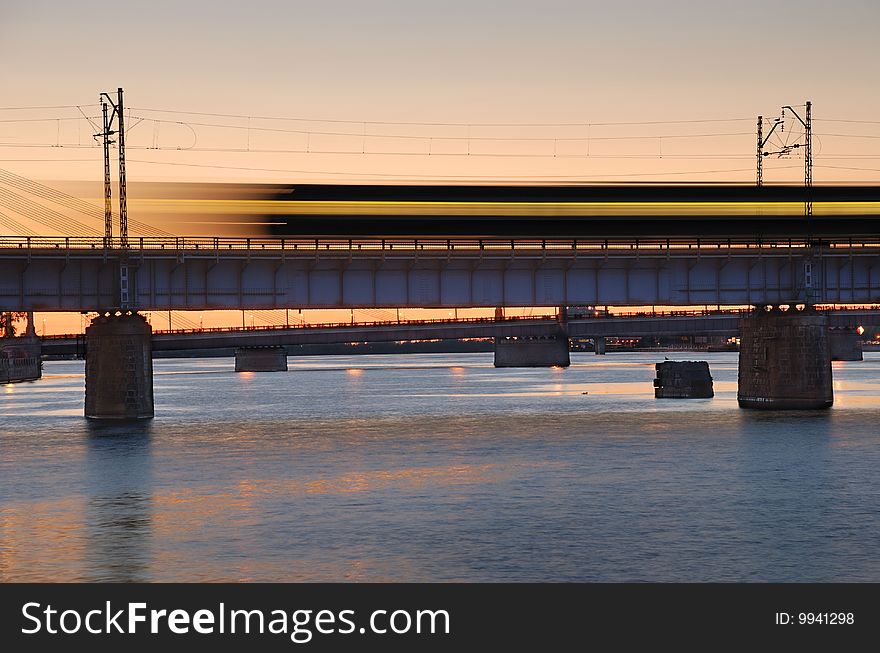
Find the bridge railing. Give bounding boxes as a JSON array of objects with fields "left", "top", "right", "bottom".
[{"left": 5, "top": 235, "right": 880, "bottom": 254}]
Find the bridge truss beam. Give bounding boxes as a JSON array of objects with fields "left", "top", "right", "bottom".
[{"left": 2, "top": 238, "right": 880, "bottom": 311}]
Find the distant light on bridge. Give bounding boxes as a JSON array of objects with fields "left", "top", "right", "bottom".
[
  {"left": 857, "top": 325, "right": 865, "bottom": 335},
  {"left": 346, "top": 368, "right": 364, "bottom": 377}
]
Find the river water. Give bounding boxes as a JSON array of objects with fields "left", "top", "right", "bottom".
[{"left": 2, "top": 352, "right": 879, "bottom": 582}]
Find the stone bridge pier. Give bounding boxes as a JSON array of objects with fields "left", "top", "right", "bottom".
[
  {"left": 235, "top": 346, "right": 288, "bottom": 372},
  {"left": 828, "top": 328, "right": 864, "bottom": 361},
  {"left": 85, "top": 312, "right": 154, "bottom": 419},
  {"left": 737, "top": 307, "right": 833, "bottom": 410},
  {"left": 494, "top": 331, "right": 571, "bottom": 367}
]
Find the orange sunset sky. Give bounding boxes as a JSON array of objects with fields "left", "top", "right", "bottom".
[{"left": 2, "top": 0, "right": 880, "bottom": 333}]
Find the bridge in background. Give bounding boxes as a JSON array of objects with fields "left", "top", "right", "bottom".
[{"left": 37, "top": 309, "right": 879, "bottom": 356}]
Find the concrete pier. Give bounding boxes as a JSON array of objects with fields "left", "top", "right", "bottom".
[
  {"left": 85, "top": 312, "right": 154, "bottom": 419},
  {"left": 737, "top": 308, "right": 833, "bottom": 410},
  {"left": 494, "top": 333, "right": 570, "bottom": 367},
  {"left": 654, "top": 361, "right": 714, "bottom": 398},
  {"left": 594, "top": 336, "right": 607, "bottom": 355},
  {"left": 235, "top": 346, "right": 288, "bottom": 372},
  {"left": 828, "top": 328, "right": 863, "bottom": 361}
]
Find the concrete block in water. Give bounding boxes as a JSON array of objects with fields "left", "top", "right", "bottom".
[
  {"left": 0, "top": 353, "right": 41, "bottom": 383},
  {"left": 737, "top": 309, "right": 832, "bottom": 410},
  {"left": 828, "top": 328, "right": 863, "bottom": 361},
  {"left": 653, "top": 361, "right": 714, "bottom": 398},
  {"left": 494, "top": 334, "right": 570, "bottom": 367},
  {"left": 0, "top": 337, "right": 41, "bottom": 383},
  {"left": 85, "top": 313, "right": 154, "bottom": 419},
  {"left": 235, "top": 346, "right": 288, "bottom": 372}
]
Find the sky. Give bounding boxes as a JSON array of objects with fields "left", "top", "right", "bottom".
[
  {"left": 2, "top": 0, "right": 880, "bottom": 332},
  {"left": 2, "top": 0, "right": 879, "bottom": 185}
]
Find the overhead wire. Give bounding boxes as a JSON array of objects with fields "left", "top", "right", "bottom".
[
  {"left": 0, "top": 104, "right": 98, "bottom": 111},
  {"left": 125, "top": 159, "right": 802, "bottom": 180},
  {"left": 126, "top": 115, "right": 754, "bottom": 142},
  {"left": 2, "top": 103, "right": 879, "bottom": 183},
  {"left": 129, "top": 106, "right": 755, "bottom": 128}
]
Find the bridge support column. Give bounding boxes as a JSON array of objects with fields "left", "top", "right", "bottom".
[
  {"left": 85, "top": 312, "right": 154, "bottom": 419},
  {"left": 828, "top": 328, "right": 863, "bottom": 361},
  {"left": 235, "top": 346, "right": 288, "bottom": 372},
  {"left": 594, "top": 336, "right": 606, "bottom": 355},
  {"left": 737, "top": 308, "right": 832, "bottom": 410},
  {"left": 494, "top": 332, "right": 570, "bottom": 367}
]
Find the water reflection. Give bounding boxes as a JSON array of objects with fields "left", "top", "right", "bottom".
[
  {"left": 730, "top": 412, "right": 836, "bottom": 581},
  {"left": 84, "top": 422, "right": 153, "bottom": 582},
  {"left": 2, "top": 353, "right": 880, "bottom": 582}
]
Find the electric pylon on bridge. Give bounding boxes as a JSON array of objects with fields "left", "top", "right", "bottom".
[
  {"left": 95, "top": 87, "right": 131, "bottom": 309},
  {"left": 756, "top": 100, "right": 813, "bottom": 217}
]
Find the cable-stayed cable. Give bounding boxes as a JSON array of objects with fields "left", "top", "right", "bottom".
[
  {"left": 0, "top": 210, "right": 37, "bottom": 235},
  {"left": 0, "top": 168, "right": 104, "bottom": 219},
  {"left": 0, "top": 168, "right": 174, "bottom": 237},
  {"left": 169, "top": 312, "right": 201, "bottom": 330},
  {"left": 0, "top": 187, "right": 98, "bottom": 235}
]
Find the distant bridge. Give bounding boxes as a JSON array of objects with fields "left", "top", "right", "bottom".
[
  {"left": 4, "top": 236, "right": 880, "bottom": 312},
  {"left": 38, "top": 309, "right": 879, "bottom": 356}
]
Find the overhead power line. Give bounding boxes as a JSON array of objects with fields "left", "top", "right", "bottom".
[
  {"left": 127, "top": 115, "right": 754, "bottom": 142},
  {"left": 127, "top": 158, "right": 801, "bottom": 180},
  {"left": 818, "top": 164, "right": 880, "bottom": 173},
  {"left": 129, "top": 106, "right": 755, "bottom": 128},
  {"left": 0, "top": 104, "right": 98, "bottom": 111}
]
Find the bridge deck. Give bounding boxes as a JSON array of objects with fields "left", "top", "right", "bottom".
[{"left": 4, "top": 237, "right": 880, "bottom": 311}]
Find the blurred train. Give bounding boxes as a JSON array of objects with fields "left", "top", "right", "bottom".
[{"left": 260, "top": 184, "right": 880, "bottom": 239}]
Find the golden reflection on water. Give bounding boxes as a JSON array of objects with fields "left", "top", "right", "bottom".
[
  {"left": 832, "top": 393, "right": 880, "bottom": 407},
  {"left": 4, "top": 353, "right": 880, "bottom": 582},
  {"left": 1, "top": 455, "right": 576, "bottom": 582},
  {"left": 0, "top": 499, "right": 87, "bottom": 582}
]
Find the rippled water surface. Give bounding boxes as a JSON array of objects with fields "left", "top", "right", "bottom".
[{"left": 2, "top": 352, "right": 880, "bottom": 582}]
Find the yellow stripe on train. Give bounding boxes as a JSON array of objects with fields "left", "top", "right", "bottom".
[{"left": 128, "top": 199, "right": 880, "bottom": 217}]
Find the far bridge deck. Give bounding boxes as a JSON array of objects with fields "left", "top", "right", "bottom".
[{"left": 38, "top": 309, "right": 880, "bottom": 355}]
